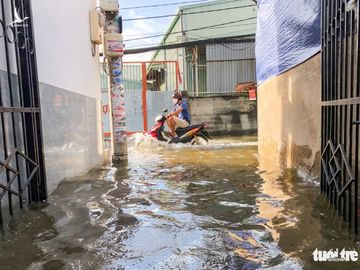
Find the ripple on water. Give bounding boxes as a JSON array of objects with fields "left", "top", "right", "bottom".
[
  {"left": 218, "top": 201, "right": 255, "bottom": 208},
  {"left": 2, "top": 135, "right": 360, "bottom": 270}
]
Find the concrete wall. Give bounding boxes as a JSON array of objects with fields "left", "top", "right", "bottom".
[
  {"left": 40, "top": 84, "right": 103, "bottom": 193},
  {"left": 257, "top": 54, "right": 321, "bottom": 174},
  {"left": 189, "top": 96, "right": 257, "bottom": 136},
  {"left": 30, "top": 0, "right": 104, "bottom": 193}
]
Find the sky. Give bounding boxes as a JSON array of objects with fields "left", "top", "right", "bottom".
[{"left": 120, "top": 0, "right": 212, "bottom": 61}]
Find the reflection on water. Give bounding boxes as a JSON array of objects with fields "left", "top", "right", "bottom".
[{"left": 0, "top": 135, "right": 359, "bottom": 270}]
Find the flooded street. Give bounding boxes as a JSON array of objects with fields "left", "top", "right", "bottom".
[{"left": 0, "top": 136, "right": 360, "bottom": 270}]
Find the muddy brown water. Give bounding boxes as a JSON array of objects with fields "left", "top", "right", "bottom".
[{"left": 0, "top": 135, "right": 359, "bottom": 270}]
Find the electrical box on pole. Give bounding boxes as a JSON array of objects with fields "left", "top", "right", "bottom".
[
  {"left": 99, "top": 0, "right": 119, "bottom": 12},
  {"left": 104, "top": 33, "right": 124, "bottom": 57},
  {"left": 89, "top": 10, "right": 102, "bottom": 44}
]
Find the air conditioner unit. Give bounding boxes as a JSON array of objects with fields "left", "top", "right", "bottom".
[{"left": 99, "top": 0, "right": 118, "bottom": 12}]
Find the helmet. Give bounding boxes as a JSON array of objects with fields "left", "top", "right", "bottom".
[{"left": 172, "top": 92, "right": 182, "bottom": 100}]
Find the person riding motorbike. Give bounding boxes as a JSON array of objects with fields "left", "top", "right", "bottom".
[{"left": 166, "top": 92, "right": 191, "bottom": 137}]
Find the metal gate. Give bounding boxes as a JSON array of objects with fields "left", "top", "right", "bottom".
[
  {"left": 122, "top": 61, "right": 180, "bottom": 132},
  {"left": 0, "top": 0, "right": 46, "bottom": 224},
  {"left": 321, "top": 0, "right": 359, "bottom": 234}
]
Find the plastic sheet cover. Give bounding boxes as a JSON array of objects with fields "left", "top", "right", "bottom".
[{"left": 256, "top": 0, "right": 321, "bottom": 84}]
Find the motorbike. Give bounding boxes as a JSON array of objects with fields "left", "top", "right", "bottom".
[{"left": 148, "top": 109, "right": 211, "bottom": 144}]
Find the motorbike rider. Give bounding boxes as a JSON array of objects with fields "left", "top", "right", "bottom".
[{"left": 166, "top": 91, "right": 191, "bottom": 137}]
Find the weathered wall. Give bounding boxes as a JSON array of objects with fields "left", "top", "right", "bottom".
[
  {"left": 189, "top": 96, "right": 257, "bottom": 136},
  {"left": 257, "top": 54, "right": 321, "bottom": 175},
  {"left": 40, "top": 83, "right": 104, "bottom": 194}
]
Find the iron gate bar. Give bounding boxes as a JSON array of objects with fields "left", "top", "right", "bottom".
[
  {"left": 321, "top": 141, "right": 356, "bottom": 224},
  {"left": 0, "top": 156, "right": 39, "bottom": 200},
  {"left": 18, "top": 0, "right": 47, "bottom": 203},
  {"left": 10, "top": 0, "right": 29, "bottom": 210},
  {"left": 323, "top": 98, "right": 360, "bottom": 106},
  {"left": 0, "top": 151, "right": 19, "bottom": 174},
  {"left": 0, "top": 150, "right": 38, "bottom": 175},
  {"left": 355, "top": 0, "right": 360, "bottom": 233},
  {"left": 0, "top": 173, "right": 20, "bottom": 200},
  {"left": 321, "top": 0, "right": 360, "bottom": 235},
  {"left": 0, "top": 107, "right": 40, "bottom": 113},
  {"left": 18, "top": 0, "right": 38, "bottom": 202},
  {"left": 0, "top": 0, "right": 47, "bottom": 224},
  {"left": 0, "top": 0, "right": 16, "bottom": 216},
  {"left": 11, "top": 1, "right": 30, "bottom": 209},
  {"left": 0, "top": 149, "right": 40, "bottom": 219}
]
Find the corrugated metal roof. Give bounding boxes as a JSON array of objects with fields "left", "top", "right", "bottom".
[
  {"left": 152, "top": 0, "right": 257, "bottom": 60},
  {"left": 182, "top": 0, "right": 257, "bottom": 40}
]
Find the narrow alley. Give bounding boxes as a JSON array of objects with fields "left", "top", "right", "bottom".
[{"left": 1, "top": 0, "right": 360, "bottom": 269}]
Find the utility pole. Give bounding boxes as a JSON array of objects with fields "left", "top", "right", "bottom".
[{"left": 101, "top": 1, "right": 128, "bottom": 162}]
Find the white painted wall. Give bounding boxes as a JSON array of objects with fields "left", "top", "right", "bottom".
[{"left": 31, "top": 0, "right": 101, "bottom": 100}]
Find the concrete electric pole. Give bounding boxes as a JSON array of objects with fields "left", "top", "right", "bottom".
[{"left": 101, "top": 0, "right": 128, "bottom": 162}]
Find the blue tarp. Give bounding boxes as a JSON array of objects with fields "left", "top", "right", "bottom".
[{"left": 256, "top": 0, "right": 321, "bottom": 84}]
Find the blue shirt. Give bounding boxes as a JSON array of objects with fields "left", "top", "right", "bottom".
[{"left": 175, "top": 100, "right": 191, "bottom": 123}]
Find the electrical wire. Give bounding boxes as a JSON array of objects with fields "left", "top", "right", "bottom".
[
  {"left": 121, "top": 0, "right": 238, "bottom": 10},
  {"left": 185, "top": 24, "right": 257, "bottom": 38},
  {"left": 124, "top": 25, "right": 257, "bottom": 49},
  {"left": 122, "top": 0, "right": 209, "bottom": 10},
  {"left": 123, "top": 4, "right": 256, "bottom": 22},
  {"left": 125, "top": 34, "right": 255, "bottom": 55},
  {"left": 220, "top": 42, "right": 253, "bottom": 51},
  {"left": 124, "top": 21, "right": 256, "bottom": 44},
  {"left": 123, "top": 16, "right": 257, "bottom": 42},
  {"left": 102, "top": 58, "right": 111, "bottom": 77}
]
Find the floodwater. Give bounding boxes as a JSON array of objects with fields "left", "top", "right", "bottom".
[{"left": 0, "top": 135, "right": 360, "bottom": 270}]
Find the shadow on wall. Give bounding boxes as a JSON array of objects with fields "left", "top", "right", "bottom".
[{"left": 257, "top": 54, "right": 321, "bottom": 177}]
